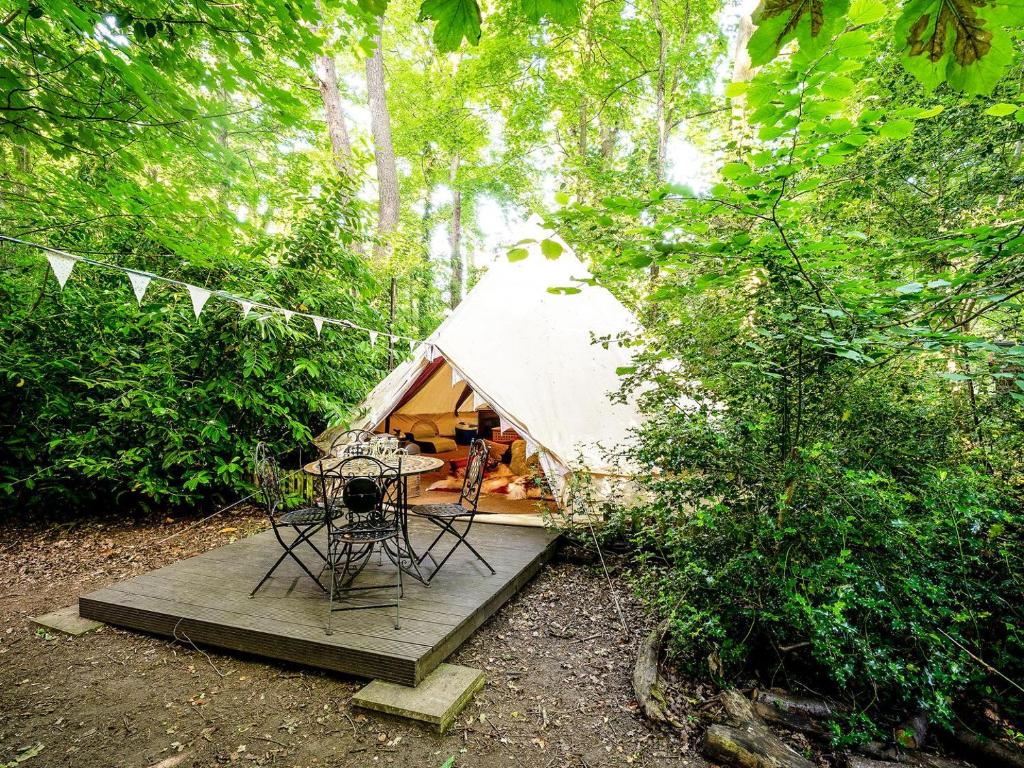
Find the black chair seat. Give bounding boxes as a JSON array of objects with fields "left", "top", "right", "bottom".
[
  {"left": 410, "top": 503, "right": 471, "bottom": 519},
  {"left": 279, "top": 507, "right": 326, "bottom": 525},
  {"left": 331, "top": 523, "right": 400, "bottom": 544}
]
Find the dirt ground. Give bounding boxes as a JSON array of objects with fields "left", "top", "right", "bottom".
[{"left": 0, "top": 507, "right": 712, "bottom": 768}]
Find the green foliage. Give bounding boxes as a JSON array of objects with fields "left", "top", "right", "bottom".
[
  {"left": 0, "top": 186, "right": 384, "bottom": 512},
  {"left": 748, "top": 0, "right": 851, "bottom": 67},
  {"left": 749, "top": 0, "right": 1024, "bottom": 94},
  {"left": 621, "top": 390, "right": 1021, "bottom": 737},
  {"left": 418, "top": 0, "right": 483, "bottom": 51},
  {"left": 556, "top": 0, "right": 1024, "bottom": 737},
  {"left": 896, "top": 0, "right": 1024, "bottom": 94}
]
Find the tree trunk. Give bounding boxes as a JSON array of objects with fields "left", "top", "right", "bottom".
[
  {"left": 418, "top": 147, "right": 435, "bottom": 334},
  {"left": 366, "top": 30, "right": 400, "bottom": 263},
  {"left": 448, "top": 153, "right": 463, "bottom": 309},
  {"left": 314, "top": 54, "right": 356, "bottom": 176},
  {"left": 651, "top": 0, "right": 668, "bottom": 183}
]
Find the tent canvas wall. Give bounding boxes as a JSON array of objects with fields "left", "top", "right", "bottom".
[{"left": 346, "top": 227, "right": 644, "bottom": 504}]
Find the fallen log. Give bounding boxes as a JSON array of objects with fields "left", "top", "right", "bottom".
[
  {"left": 896, "top": 710, "right": 929, "bottom": 750},
  {"left": 704, "top": 723, "right": 816, "bottom": 768},
  {"left": 949, "top": 729, "right": 1024, "bottom": 768},
  {"left": 847, "top": 758, "right": 902, "bottom": 768},
  {"left": 632, "top": 619, "right": 680, "bottom": 727},
  {"left": 701, "top": 690, "right": 815, "bottom": 768},
  {"left": 847, "top": 751, "right": 976, "bottom": 768},
  {"left": 753, "top": 689, "right": 833, "bottom": 735}
]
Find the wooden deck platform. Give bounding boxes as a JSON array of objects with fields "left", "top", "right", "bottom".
[{"left": 79, "top": 518, "right": 559, "bottom": 686}]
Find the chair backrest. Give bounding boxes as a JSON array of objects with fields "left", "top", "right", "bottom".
[
  {"left": 253, "top": 442, "right": 284, "bottom": 517},
  {"left": 327, "top": 429, "right": 374, "bottom": 458},
  {"left": 459, "top": 439, "right": 487, "bottom": 510},
  {"left": 320, "top": 454, "right": 403, "bottom": 530}
]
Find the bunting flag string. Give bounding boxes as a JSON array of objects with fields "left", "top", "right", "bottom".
[
  {"left": 187, "top": 285, "right": 211, "bottom": 319},
  {"left": 128, "top": 271, "right": 151, "bottom": 304},
  {"left": 47, "top": 253, "right": 75, "bottom": 289},
  {"left": 498, "top": 413, "right": 515, "bottom": 434},
  {"left": 2, "top": 234, "right": 423, "bottom": 348}
]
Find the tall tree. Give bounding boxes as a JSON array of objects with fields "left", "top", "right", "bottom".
[
  {"left": 315, "top": 54, "right": 357, "bottom": 176},
  {"left": 365, "top": 31, "right": 401, "bottom": 262},
  {"left": 448, "top": 152, "right": 463, "bottom": 308}
]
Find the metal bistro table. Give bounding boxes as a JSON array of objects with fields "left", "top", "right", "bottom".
[{"left": 302, "top": 454, "right": 444, "bottom": 585}]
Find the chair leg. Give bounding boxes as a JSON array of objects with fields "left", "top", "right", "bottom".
[
  {"left": 250, "top": 547, "right": 291, "bottom": 596},
  {"left": 253, "top": 523, "right": 329, "bottom": 597},
  {"left": 395, "top": 540, "right": 403, "bottom": 630},
  {"left": 327, "top": 552, "right": 336, "bottom": 636},
  {"left": 454, "top": 515, "right": 495, "bottom": 573},
  {"left": 416, "top": 520, "right": 450, "bottom": 565},
  {"left": 423, "top": 516, "right": 495, "bottom": 582}
]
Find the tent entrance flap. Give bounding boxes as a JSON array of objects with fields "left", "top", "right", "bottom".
[{"left": 374, "top": 358, "right": 484, "bottom": 439}]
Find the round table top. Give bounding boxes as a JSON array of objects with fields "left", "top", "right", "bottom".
[{"left": 302, "top": 454, "right": 444, "bottom": 477}]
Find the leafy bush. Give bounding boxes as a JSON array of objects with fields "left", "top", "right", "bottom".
[
  {"left": 0, "top": 187, "right": 390, "bottom": 514},
  {"left": 617, "top": 376, "right": 1023, "bottom": 739}
]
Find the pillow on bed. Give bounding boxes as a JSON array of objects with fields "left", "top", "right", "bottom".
[
  {"left": 409, "top": 420, "right": 439, "bottom": 441},
  {"left": 482, "top": 440, "right": 509, "bottom": 467}
]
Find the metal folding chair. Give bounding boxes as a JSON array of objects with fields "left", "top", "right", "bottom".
[
  {"left": 319, "top": 454, "right": 405, "bottom": 633},
  {"left": 250, "top": 443, "right": 329, "bottom": 597},
  {"left": 409, "top": 438, "right": 495, "bottom": 581}
]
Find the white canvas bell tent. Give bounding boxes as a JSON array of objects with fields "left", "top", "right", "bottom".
[{"left": 341, "top": 226, "right": 644, "bottom": 504}]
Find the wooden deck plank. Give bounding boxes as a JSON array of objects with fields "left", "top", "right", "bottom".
[{"left": 79, "top": 517, "right": 558, "bottom": 685}]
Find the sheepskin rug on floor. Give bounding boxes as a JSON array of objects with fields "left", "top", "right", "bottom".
[{"left": 426, "top": 463, "right": 546, "bottom": 500}]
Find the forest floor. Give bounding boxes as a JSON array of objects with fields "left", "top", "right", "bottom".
[{"left": 0, "top": 507, "right": 714, "bottom": 768}]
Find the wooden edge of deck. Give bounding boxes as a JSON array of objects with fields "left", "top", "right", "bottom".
[{"left": 79, "top": 593, "right": 419, "bottom": 685}]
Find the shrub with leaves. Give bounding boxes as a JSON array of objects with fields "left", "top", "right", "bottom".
[
  {"left": 616, "top": 370, "right": 1022, "bottom": 740},
  {"left": 0, "top": 186, "right": 387, "bottom": 514}
]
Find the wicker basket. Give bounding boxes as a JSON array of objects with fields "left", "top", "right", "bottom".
[{"left": 489, "top": 427, "right": 520, "bottom": 445}]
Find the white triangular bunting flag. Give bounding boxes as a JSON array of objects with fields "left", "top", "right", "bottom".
[
  {"left": 47, "top": 253, "right": 76, "bottom": 289},
  {"left": 369, "top": 330, "right": 378, "bottom": 347},
  {"left": 451, "top": 366, "right": 463, "bottom": 387},
  {"left": 499, "top": 414, "right": 514, "bottom": 434},
  {"left": 187, "top": 285, "right": 211, "bottom": 319},
  {"left": 282, "top": 309, "right": 294, "bottom": 324},
  {"left": 408, "top": 339, "right": 415, "bottom": 352},
  {"left": 127, "top": 272, "right": 151, "bottom": 304},
  {"left": 427, "top": 344, "right": 440, "bottom": 362},
  {"left": 525, "top": 438, "right": 539, "bottom": 458},
  {"left": 312, "top": 317, "right": 324, "bottom": 338}
]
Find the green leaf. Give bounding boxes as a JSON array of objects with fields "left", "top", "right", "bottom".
[
  {"left": 722, "top": 162, "right": 751, "bottom": 180},
  {"left": 847, "top": 0, "right": 886, "bottom": 24},
  {"left": 521, "top": 0, "right": 580, "bottom": 24},
  {"left": 507, "top": 247, "right": 529, "bottom": 262},
  {"left": 725, "top": 81, "right": 749, "bottom": 98},
  {"left": 747, "top": 0, "right": 851, "bottom": 68},
  {"left": 540, "top": 239, "right": 564, "bottom": 259},
  {"left": 880, "top": 119, "right": 915, "bottom": 140},
  {"left": 895, "top": 0, "right": 1022, "bottom": 95},
  {"left": 984, "top": 102, "right": 1018, "bottom": 116},
  {"left": 915, "top": 104, "right": 945, "bottom": 118},
  {"left": 418, "top": 0, "right": 483, "bottom": 52},
  {"left": 821, "top": 75, "right": 855, "bottom": 99}
]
